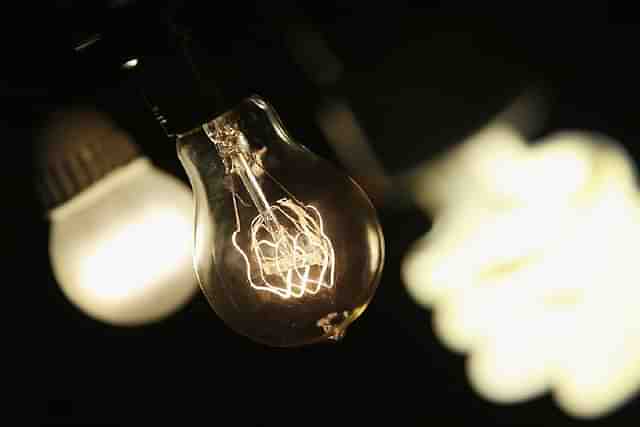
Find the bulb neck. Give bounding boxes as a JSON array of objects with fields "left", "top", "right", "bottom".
[{"left": 202, "top": 120, "right": 273, "bottom": 218}]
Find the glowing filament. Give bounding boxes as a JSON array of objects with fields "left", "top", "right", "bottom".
[
  {"left": 205, "top": 123, "right": 336, "bottom": 300},
  {"left": 233, "top": 197, "right": 335, "bottom": 299}
]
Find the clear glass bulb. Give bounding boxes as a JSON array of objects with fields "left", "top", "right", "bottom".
[
  {"left": 176, "top": 96, "right": 384, "bottom": 346},
  {"left": 49, "top": 158, "right": 198, "bottom": 326}
]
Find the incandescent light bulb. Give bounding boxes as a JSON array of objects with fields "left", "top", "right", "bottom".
[
  {"left": 37, "top": 109, "right": 198, "bottom": 326},
  {"left": 175, "top": 96, "right": 384, "bottom": 346}
]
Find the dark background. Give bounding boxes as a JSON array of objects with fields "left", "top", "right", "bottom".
[{"left": 4, "top": 1, "right": 640, "bottom": 425}]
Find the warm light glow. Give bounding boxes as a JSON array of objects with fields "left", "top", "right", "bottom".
[
  {"left": 122, "top": 58, "right": 138, "bottom": 69},
  {"left": 233, "top": 198, "right": 335, "bottom": 299},
  {"left": 402, "top": 125, "right": 640, "bottom": 418},
  {"left": 177, "top": 95, "right": 383, "bottom": 346},
  {"left": 214, "top": 124, "right": 337, "bottom": 300},
  {"left": 50, "top": 158, "right": 198, "bottom": 326},
  {"left": 77, "top": 208, "right": 193, "bottom": 301}
]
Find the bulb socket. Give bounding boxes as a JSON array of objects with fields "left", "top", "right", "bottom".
[
  {"left": 129, "top": 23, "right": 243, "bottom": 138},
  {"left": 35, "top": 109, "right": 141, "bottom": 211},
  {"left": 70, "top": 5, "right": 251, "bottom": 140}
]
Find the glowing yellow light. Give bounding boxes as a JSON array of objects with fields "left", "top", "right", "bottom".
[
  {"left": 402, "top": 125, "right": 640, "bottom": 419},
  {"left": 50, "top": 158, "right": 197, "bottom": 326},
  {"left": 122, "top": 58, "right": 138, "bottom": 69},
  {"left": 77, "top": 208, "right": 193, "bottom": 301},
  {"left": 233, "top": 198, "right": 335, "bottom": 299},
  {"left": 207, "top": 124, "right": 336, "bottom": 300}
]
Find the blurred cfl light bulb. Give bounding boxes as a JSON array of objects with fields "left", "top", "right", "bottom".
[
  {"left": 37, "top": 109, "right": 198, "bottom": 326},
  {"left": 402, "top": 126, "right": 640, "bottom": 419},
  {"left": 175, "top": 96, "right": 384, "bottom": 347}
]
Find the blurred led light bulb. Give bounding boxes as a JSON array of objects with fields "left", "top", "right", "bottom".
[
  {"left": 176, "top": 96, "right": 384, "bottom": 347},
  {"left": 401, "top": 124, "right": 640, "bottom": 419},
  {"left": 39, "top": 109, "right": 198, "bottom": 326}
]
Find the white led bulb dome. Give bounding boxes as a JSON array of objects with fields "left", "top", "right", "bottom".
[{"left": 37, "top": 109, "right": 198, "bottom": 326}]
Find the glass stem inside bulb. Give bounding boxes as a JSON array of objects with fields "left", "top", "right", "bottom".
[
  {"left": 203, "top": 122, "right": 281, "bottom": 235},
  {"left": 231, "top": 151, "right": 281, "bottom": 235},
  {"left": 201, "top": 120, "right": 336, "bottom": 300},
  {"left": 176, "top": 96, "right": 383, "bottom": 346}
]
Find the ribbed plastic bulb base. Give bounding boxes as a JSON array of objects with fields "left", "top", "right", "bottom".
[{"left": 35, "top": 109, "right": 141, "bottom": 211}]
